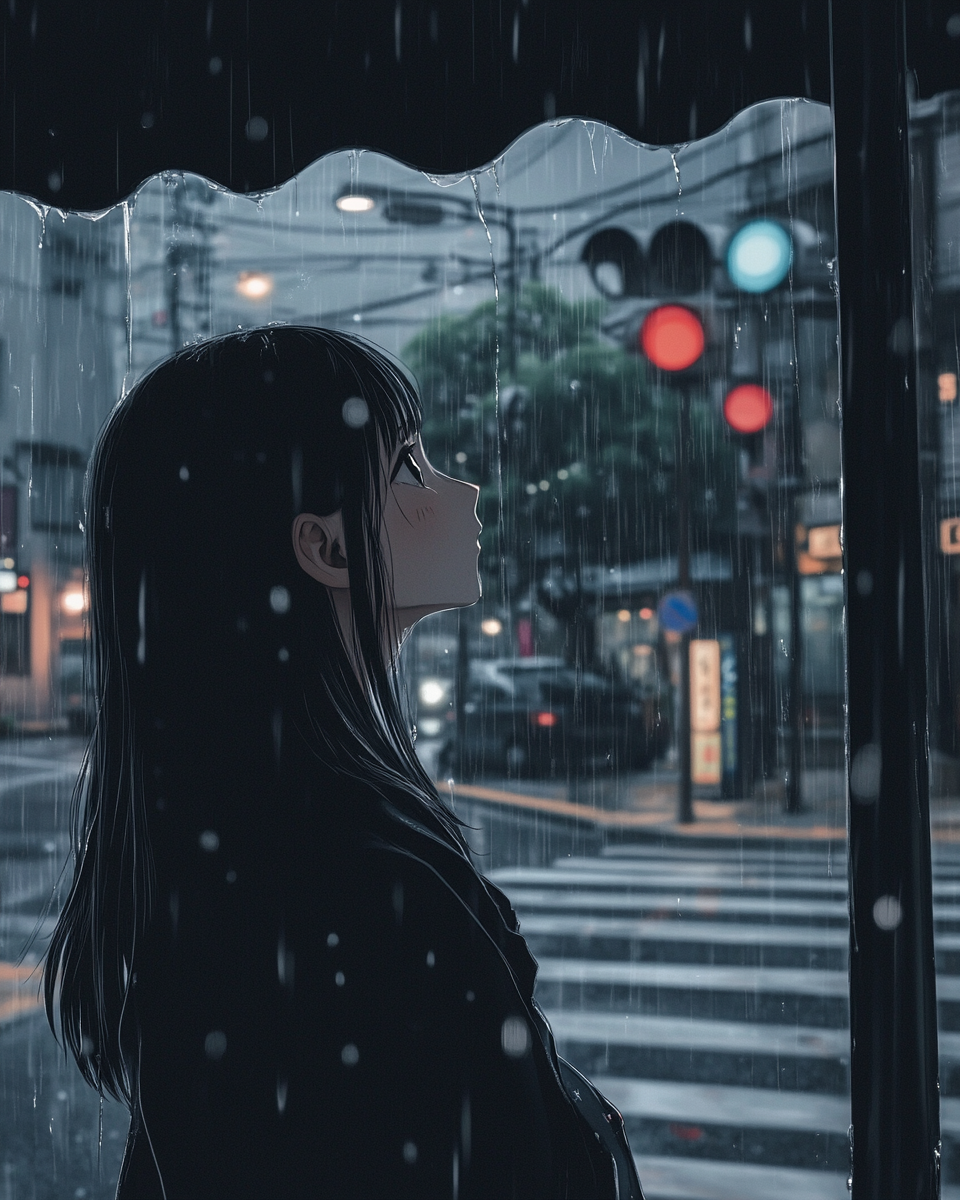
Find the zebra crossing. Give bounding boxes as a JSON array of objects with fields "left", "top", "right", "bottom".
[{"left": 487, "top": 839, "right": 960, "bottom": 1200}]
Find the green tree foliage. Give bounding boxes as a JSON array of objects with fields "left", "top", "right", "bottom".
[{"left": 402, "top": 282, "right": 737, "bottom": 598}]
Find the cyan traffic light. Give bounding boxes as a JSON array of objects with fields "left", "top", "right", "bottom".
[{"left": 726, "top": 220, "right": 793, "bottom": 293}]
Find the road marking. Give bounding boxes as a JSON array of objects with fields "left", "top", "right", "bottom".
[
  {"left": 598, "top": 1074, "right": 850, "bottom": 1132},
  {"left": 633, "top": 1155, "right": 850, "bottom": 1200},
  {"left": 536, "top": 956, "right": 850, "bottom": 996},
  {"left": 518, "top": 913, "right": 849, "bottom": 946},
  {"left": 546, "top": 1010, "right": 849, "bottom": 1058},
  {"left": 502, "top": 887, "right": 849, "bottom": 920},
  {"left": 494, "top": 865, "right": 851, "bottom": 895}
]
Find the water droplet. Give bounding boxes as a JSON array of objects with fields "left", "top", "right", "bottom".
[
  {"left": 245, "top": 115, "right": 269, "bottom": 142},
  {"left": 327, "top": 932, "right": 340, "bottom": 948},
  {"left": 335, "top": 971, "right": 345, "bottom": 987},
  {"left": 402, "top": 1141, "right": 418, "bottom": 1165},
  {"left": 225, "top": 869, "right": 237, "bottom": 883},
  {"left": 501, "top": 1015, "right": 530, "bottom": 1058},
  {"left": 342, "top": 396, "right": 370, "bottom": 428},
  {"left": 873, "top": 895, "right": 903, "bottom": 931},
  {"left": 426, "top": 950, "right": 435, "bottom": 968},
  {"left": 199, "top": 830, "right": 220, "bottom": 853},
  {"left": 269, "top": 586, "right": 290, "bottom": 614},
  {"left": 341, "top": 1043, "right": 359, "bottom": 1066},
  {"left": 278, "top": 646, "right": 290, "bottom": 662},
  {"left": 851, "top": 744, "right": 881, "bottom": 802},
  {"left": 179, "top": 465, "right": 190, "bottom": 482},
  {"left": 204, "top": 1030, "right": 227, "bottom": 1061}
]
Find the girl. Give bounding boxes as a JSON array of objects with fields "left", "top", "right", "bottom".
[{"left": 43, "top": 326, "right": 642, "bottom": 1198}]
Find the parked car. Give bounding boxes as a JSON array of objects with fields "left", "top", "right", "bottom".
[{"left": 438, "top": 656, "right": 662, "bottom": 780}]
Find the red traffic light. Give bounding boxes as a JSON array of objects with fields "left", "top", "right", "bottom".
[
  {"left": 723, "top": 384, "right": 774, "bottom": 434},
  {"left": 639, "top": 305, "right": 705, "bottom": 371}
]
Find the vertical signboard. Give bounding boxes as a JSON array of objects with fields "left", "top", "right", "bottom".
[
  {"left": 690, "top": 639, "right": 722, "bottom": 785},
  {"left": 719, "top": 634, "right": 739, "bottom": 797}
]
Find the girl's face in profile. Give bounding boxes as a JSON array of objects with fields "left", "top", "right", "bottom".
[
  {"left": 292, "top": 429, "right": 482, "bottom": 639},
  {"left": 381, "top": 434, "right": 482, "bottom": 618}
]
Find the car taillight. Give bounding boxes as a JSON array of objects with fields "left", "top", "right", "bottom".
[{"left": 532, "top": 711, "right": 558, "bottom": 728}]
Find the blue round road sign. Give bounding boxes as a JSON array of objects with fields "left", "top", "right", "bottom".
[{"left": 658, "top": 590, "right": 698, "bottom": 634}]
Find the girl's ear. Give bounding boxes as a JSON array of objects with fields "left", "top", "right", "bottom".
[{"left": 292, "top": 512, "right": 350, "bottom": 589}]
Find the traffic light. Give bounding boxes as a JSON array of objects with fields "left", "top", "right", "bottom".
[
  {"left": 725, "top": 220, "right": 793, "bottom": 293},
  {"left": 723, "top": 384, "right": 774, "bottom": 434},
  {"left": 639, "top": 305, "right": 705, "bottom": 372}
]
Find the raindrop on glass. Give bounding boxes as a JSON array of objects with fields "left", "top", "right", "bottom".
[
  {"left": 245, "top": 116, "right": 269, "bottom": 142},
  {"left": 204, "top": 1030, "right": 228, "bottom": 1061},
  {"left": 342, "top": 396, "right": 370, "bottom": 428},
  {"left": 199, "top": 830, "right": 220, "bottom": 853},
  {"left": 270, "top": 586, "right": 291, "bottom": 614},
  {"left": 873, "top": 895, "right": 903, "bottom": 931},
  {"left": 501, "top": 1015, "right": 530, "bottom": 1058}
]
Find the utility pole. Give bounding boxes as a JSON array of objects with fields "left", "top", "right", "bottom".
[{"left": 677, "top": 382, "right": 694, "bottom": 823}]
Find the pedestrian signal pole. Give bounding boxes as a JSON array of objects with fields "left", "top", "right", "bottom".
[
  {"left": 639, "top": 304, "right": 704, "bottom": 823},
  {"left": 676, "top": 381, "right": 694, "bottom": 824}
]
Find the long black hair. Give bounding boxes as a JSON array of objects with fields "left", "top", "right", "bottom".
[{"left": 43, "top": 326, "right": 468, "bottom": 1106}]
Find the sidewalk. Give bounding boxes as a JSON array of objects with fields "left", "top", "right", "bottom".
[
  {"left": 444, "top": 762, "right": 960, "bottom": 845},
  {"left": 440, "top": 766, "right": 847, "bottom": 844}
]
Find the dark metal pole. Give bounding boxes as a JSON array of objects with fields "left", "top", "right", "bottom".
[
  {"left": 677, "top": 385, "right": 694, "bottom": 824},
  {"left": 785, "top": 420, "right": 805, "bottom": 813},
  {"left": 831, "top": 0, "right": 941, "bottom": 1194}
]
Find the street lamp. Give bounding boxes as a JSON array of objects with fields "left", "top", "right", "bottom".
[{"left": 336, "top": 192, "right": 377, "bottom": 213}]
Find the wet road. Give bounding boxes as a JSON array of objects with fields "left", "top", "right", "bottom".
[
  {"left": 1, "top": 738, "right": 955, "bottom": 1199},
  {"left": 0, "top": 739, "right": 128, "bottom": 1200}
]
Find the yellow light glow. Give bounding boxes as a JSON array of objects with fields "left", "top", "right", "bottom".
[
  {"left": 336, "top": 194, "right": 376, "bottom": 214},
  {"left": 940, "top": 372, "right": 958, "bottom": 403},
  {"left": 235, "top": 271, "right": 274, "bottom": 300},
  {"left": 617, "top": 609, "right": 631, "bottom": 623},
  {"left": 61, "top": 589, "right": 87, "bottom": 614},
  {"left": 481, "top": 618, "right": 503, "bottom": 636}
]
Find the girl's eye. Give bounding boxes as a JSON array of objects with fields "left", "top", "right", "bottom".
[{"left": 393, "top": 448, "right": 425, "bottom": 487}]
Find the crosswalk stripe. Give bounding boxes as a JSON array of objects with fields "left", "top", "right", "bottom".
[
  {"left": 502, "top": 887, "right": 850, "bottom": 919},
  {"left": 535, "top": 956, "right": 850, "bottom": 996},
  {"left": 495, "top": 866, "right": 851, "bottom": 895},
  {"left": 518, "top": 913, "right": 848, "bottom": 946},
  {"left": 601, "top": 1077, "right": 960, "bottom": 1137},
  {"left": 596, "top": 1074, "right": 849, "bottom": 1133},
  {"left": 547, "top": 1008, "right": 960, "bottom": 1061},
  {"left": 499, "top": 863, "right": 960, "bottom": 903},
  {"left": 537, "top": 955, "right": 960, "bottom": 1000},
  {"left": 632, "top": 1155, "right": 850, "bottom": 1200},
  {"left": 545, "top": 1010, "right": 849, "bottom": 1057}
]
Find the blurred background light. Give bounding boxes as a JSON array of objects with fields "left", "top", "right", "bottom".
[{"left": 235, "top": 271, "right": 274, "bottom": 300}]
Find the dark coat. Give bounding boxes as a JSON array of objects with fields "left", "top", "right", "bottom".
[{"left": 116, "top": 774, "right": 640, "bottom": 1198}]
